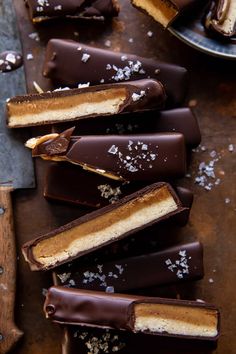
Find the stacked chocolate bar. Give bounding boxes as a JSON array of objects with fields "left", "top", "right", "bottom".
[{"left": 7, "top": 16, "right": 220, "bottom": 352}]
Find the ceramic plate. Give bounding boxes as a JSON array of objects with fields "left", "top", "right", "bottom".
[{"left": 169, "top": 7, "right": 236, "bottom": 60}]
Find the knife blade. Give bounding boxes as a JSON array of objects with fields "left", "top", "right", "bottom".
[{"left": 0, "top": 0, "right": 35, "bottom": 353}]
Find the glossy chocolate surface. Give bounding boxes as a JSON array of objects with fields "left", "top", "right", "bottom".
[
  {"left": 7, "top": 79, "right": 166, "bottom": 127},
  {"left": 43, "top": 39, "right": 188, "bottom": 106},
  {"left": 53, "top": 241, "right": 204, "bottom": 292},
  {"left": 44, "top": 287, "right": 220, "bottom": 340},
  {"left": 25, "top": 0, "right": 119, "bottom": 22},
  {"left": 65, "top": 133, "right": 186, "bottom": 181},
  {"left": 34, "top": 131, "right": 186, "bottom": 181},
  {"left": 62, "top": 326, "right": 218, "bottom": 354},
  {"left": 44, "top": 164, "right": 193, "bottom": 219}
]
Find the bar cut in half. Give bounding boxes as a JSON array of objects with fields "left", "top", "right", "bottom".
[
  {"left": 22, "top": 182, "right": 183, "bottom": 271},
  {"left": 6, "top": 79, "right": 165, "bottom": 128},
  {"left": 44, "top": 287, "right": 220, "bottom": 340},
  {"left": 131, "top": 0, "right": 199, "bottom": 28}
]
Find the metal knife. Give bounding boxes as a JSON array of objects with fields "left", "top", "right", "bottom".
[{"left": 0, "top": 0, "right": 35, "bottom": 353}]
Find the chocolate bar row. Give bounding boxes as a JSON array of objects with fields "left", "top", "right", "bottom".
[{"left": 44, "top": 287, "right": 220, "bottom": 340}]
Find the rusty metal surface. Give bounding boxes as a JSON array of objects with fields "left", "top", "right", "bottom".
[{"left": 2, "top": 0, "right": 235, "bottom": 353}]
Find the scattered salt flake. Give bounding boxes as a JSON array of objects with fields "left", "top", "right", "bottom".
[
  {"left": 225, "top": 198, "right": 231, "bottom": 204},
  {"left": 78, "top": 82, "right": 90, "bottom": 88},
  {"left": 57, "top": 272, "right": 71, "bottom": 283},
  {"left": 54, "top": 5, "right": 62, "bottom": 10},
  {"left": 26, "top": 53, "right": 34, "bottom": 60},
  {"left": 121, "top": 55, "right": 127, "bottom": 61},
  {"left": 128, "top": 38, "right": 134, "bottom": 43},
  {"left": 42, "top": 288, "right": 48, "bottom": 297},
  {"left": 131, "top": 90, "right": 145, "bottom": 102},
  {"left": 5, "top": 53, "right": 16, "bottom": 64},
  {"left": 104, "top": 40, "right": 111, "bottom": 47},
  {"left": 69, "top": 279, "right": 76, "bottom": 286},
  {"left": 108, "top": 145, "right": 118, "bottom": 155},
  {"left": 81, "top": 53, "right": 91, "bottom": 63},
  {"left": 228, "top": 144, "right": 234, "bottom": 152},
  {"left": 196, "top": 299, "right": 205, "bottom": 303},
  {"left": 147, "top": 31, "right": 153, "bottom": 37},
  {"left": 28, "top": 32, "right": 40, "bottom": 41},
  {"left": 106, "top": 286, "right": 115, "bottom": 293},
  {"left": 209, "top": 278, "right": 214, "bottom": 283}
]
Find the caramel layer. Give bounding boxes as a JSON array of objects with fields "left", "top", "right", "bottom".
[
  {"left": 134, "top": 303, "right": 218, "bottom": 337},
  {"left": 132, "top": 0, "right": 178, "bottom": 27},
  {"left": 7, "top": 87, "right": 127, "bottom": 127},
  {"left": 30, "top": 185, "right": 178, "bottom": 269}
]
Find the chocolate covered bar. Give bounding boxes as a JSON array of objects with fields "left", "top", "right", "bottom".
[
  {"left": 43, "top": 39, "right": 187, "bottom": 106},
  {"left": 22, "top": 182, "right": 184, "bottom": 271},
  {"left": 62, "top": 325, "right": 218, "bottom": 354},
  {"left": 25, "top": 0, "right": 120, "bottom": 23},
  {"left": 44, "top": 287, "right": 220, "bottom": 340},
  {"left": 131, "top": 0, "right": 200, "bottom": 28},
  {"left": 44, "top": 163, "right": 193, "bottom": 225},
  {"left": 205, "top": 0, "right": 236, "bottom": 37},
  {"left": 44, "top": 164, "right": 193, "bottom": 220},
  {"left": 53, "top": 241, "right": 203, "bottom": 291},
  {"left": 28, "top": 130, "right": 186, "bottom": 181},
  {"left": 7, "top": 79, "right": 166, "bottom": 128}
]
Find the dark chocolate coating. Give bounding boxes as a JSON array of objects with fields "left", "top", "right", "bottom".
[
  {"left": 62, "top": 326, "right": 218, "bottom": 354},
  {"left": 25, "top": 0, "right": 119, "bottom": 21},
  {"left": 51, "top": 108, "right": 201, "bottom": 149},
  {"left": 172, "top": 0, "right": 202, "bottom": 10},
  {"left": 152, "top": 108, "right": 201, "bottom": 148},
  {"left": 44, "top": 287, "right": 220, "bottom": 340},
  {"left": 0, "top": 51, "right": 23, "bottom": 72},
  {"left": 44, "top": 164, "right": 193, "bottom": 220},
  {"left": 43, "top": 39, "right": 188, "bottom": 106},
  {"left": 53, "top": 241, "right": 204, "bottom": 291},
  {"left": 22, "top": 182, "right": 184, "bottom": 271},
  {"left": 65, "top": 133, "right": 186, "bottom": 181},
  {"left": 35, "top": 131, "right": 187, "bottom": 181},
  {"left": 7, "top": 79, "right": 166, "bottom": 127}
]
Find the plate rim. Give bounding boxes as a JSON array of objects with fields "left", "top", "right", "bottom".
[{"left": 169, "top": 25, "right": 236, "bottom": 60}]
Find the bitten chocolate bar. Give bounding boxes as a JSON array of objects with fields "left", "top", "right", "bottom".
[
  {"left": 22, "top": 182, "right": 183, "bottom": 271},
  {"left": 205, "top": 0, "right": 236, "bottom": 37},
  {"left": 131, "top": 0, "right": 200, "bottom": 27},
  {"left": 53, "top": 241, "right": 204, "bottom": 291},
  {"left": 7, "top": 79, "right": 166, "bottom": 128},
  {"left": 44, "top": 287, "right": 220, "bottom": 340},
  {"left": 44, "top": 164, "right": 192, "bottom": 219},
  {"left": 29, "top": 130, "right": 186, "bottom": 181},
  {"left": 25, "top": 0, "right": 120, "bottom": 23},
  {"left": 43, "top": 39, "right": 187, "bottom": 106}
]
